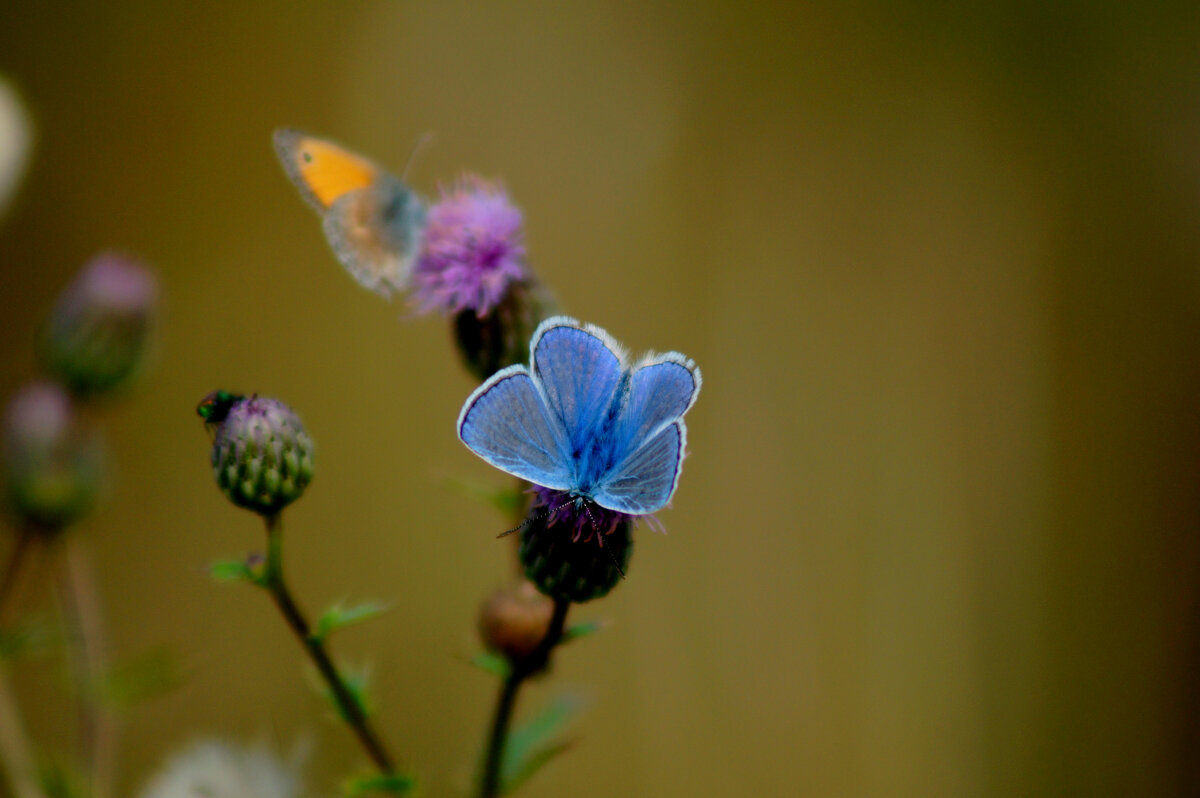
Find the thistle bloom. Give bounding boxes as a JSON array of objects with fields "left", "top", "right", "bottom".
[
  {"left": 39, "top": 252, "right": 158, "bottom": 398},
  {"left": 411, "top": 176, "right": 528, "bottom": 317},
  {"left": 209, "top": 396, "right": 314, "bottom": 516},
  {"left": 2, "top": 381, "right": 102, "bottom": 531}
]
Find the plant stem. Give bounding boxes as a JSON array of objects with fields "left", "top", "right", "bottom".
[
  {"left": 0, "top": 525, "right": 48, "bottom": 798},
  {"left": 0, "top": 527, "right": 36, "bottom": 623},
  {"left": 261, "top": 512, "right": 397, "bottom": 774},
  {"left": 479, "top": 597, "right": 569, "bottom": 798},
  {"left": 58, "top": 537, "right": 116, "bottom": 798}
]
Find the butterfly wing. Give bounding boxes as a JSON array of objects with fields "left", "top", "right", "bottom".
[
  {"left": 273, "top": 128, "right": 380, "bottom": 212},
  {"left": 458, "top": 365, "right": 573, "bottom": 490},
  {"left": 614, "top": 353, "right": 700, "bottom": 450},
  {"left": 592, "top": 421, "right": 686, "bottom": 515},
  {"left": 322, "top": 176, "right": 425, "bottom": 298},
  {"left": 274, "top": 128, "right": 426, "bottom": 298},
  {"left": 530, "top": 317, "right": 626, "bottom": 464},
  {"left": 590, "top": 353, "right": 700, "bottom": 514}
]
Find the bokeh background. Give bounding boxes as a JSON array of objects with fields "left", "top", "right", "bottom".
[{"left": 2, "top": 1, "right": 1200, "bottom": 795}]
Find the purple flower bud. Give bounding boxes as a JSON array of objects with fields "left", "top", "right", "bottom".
[
  {"left": 210, "top": 396, "right": 314, "bottom": 516},
  {"left": 40, "top": 253, "right": 159, "bottom": 398},
  {"left": 411, "top": 176, "right": 528, "bottom": 317},
  {"left": 3, "top": 381, "right": 102, "bottom": 531}
]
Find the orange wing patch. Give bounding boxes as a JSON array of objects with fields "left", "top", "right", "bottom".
[{"left": 274, "top": 128, "right": 379, "bottom": 211}]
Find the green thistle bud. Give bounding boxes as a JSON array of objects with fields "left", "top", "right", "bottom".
[
  {"left": 477, "top": 581, "right": 555, "bottom": 662},
  {"left": 3, "top": 381, "right": 102, "bottom": 531},
  {"left": 453, "top": 278, "right": 558, "bottom": 381},
  {"left": 519, "top": 508, "right": 632, "bottom": 604},
  {"left": 39, "top": 253, "right": 159, "bottom": 399},
  {"left": 209, "top": 396, "right": 313, "bottom": 516}
]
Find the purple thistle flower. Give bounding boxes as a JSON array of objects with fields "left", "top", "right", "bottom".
[
  {"left": 531, "top": 484, "right": 636, "bottom": 543},
  {"left": 411, "top": 176, "right": 528, "bottom": 317}
]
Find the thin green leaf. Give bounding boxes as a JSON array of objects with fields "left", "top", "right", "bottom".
[
  {"left": 500, "top": 694, "right": 583, "bottom": 793},
  {"left": 0, "top": 615, "right": 58, "bottom": 660},
  {"left": 95, "top": 647, "right": 185, "bottom": 710},
  {"left": 562, "top": 620, "right": 605, "bottom": 644},
  {"left": 315, "top": 600, "right": 390, "bottom": 641},
  {"left": 445, "top": 476, "right": 526, "bottom": 516},
  {"left": 208, "top": 558, "right": 260, "bottom": 586},
  {"left": 502, "top": 739, "right": 574, "bottom": 795},
  {"left": 469, "top": 652, "right": 511, "bottom": 679},
  {"left": 342, "top": 772, "right": 416, "bottom": 796}
]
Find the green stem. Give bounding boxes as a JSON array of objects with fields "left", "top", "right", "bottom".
[
  {"left": 479, "top": 597, "right": 570, "bottom": 798},
  {"left": 261, "top": 513, "right": 397, "bottom": 774},
  {"left": 0, "top": 527, "right": 36, "bottom": 623},
  {"left": 58, "top": 537, "right": 116, "bottom": 798}
]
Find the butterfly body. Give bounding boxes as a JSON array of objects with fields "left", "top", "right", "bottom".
[
  {"left": 274, "top": 128, "right": 425, "bottom": 298},
  {"left": 458, "top": 317, "right": 700, "bottom": 516}
]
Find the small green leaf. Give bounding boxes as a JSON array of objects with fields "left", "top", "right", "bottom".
[
  {"left": 469, "top": 652, "right": 511, "bottom": 678},
  {"left": 562, "top": 620, "right": 606, "bottom": 644},
  {"left": 0, "top": 615, "right": 59, "bottom": 660},
  {"left": 95, "top": 647, "right": 185, "bottom": 710},
  {"left": 208, "top": 557, "right": 261, "bottom": 586},
  {"left": 39, "top": 759, "right": 85, "bottom": 798},
  {"left": 500, "top": 694, "right": 583, "bottom": 793},
  {"left": 315, "top": 600, "right": 390, "bottom": 641},
  {"left": 342, "top": 772, "right": 416, "bottom": 796},
  {"left": 445, "top": 476, "right": 526, "bottom": 516}
]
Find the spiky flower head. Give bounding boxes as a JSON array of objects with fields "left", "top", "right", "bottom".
[
  {"left": 39, "top": 253, "right": 158, "bottom": 399},
  {"left": 209, "top": 396, "right": 313, "bottom": 516},
  {"left": 453, "top": 278, "right": 558, "bottom": 381},
  {"left": 478, "top": 580, "right": 555, "bottom": 662},
  {"left": 3, "top": 381, "right": 102, "bottom": 531},
  {"left": 519, "top": 487, "right": 633, "bottom": 603},
  {"left": 411, "top": 176, "right": 528, "bottom": 317}
]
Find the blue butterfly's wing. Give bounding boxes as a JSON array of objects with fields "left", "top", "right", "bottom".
[
  {"left": 531, "top": 318, "right": 626, "bottom": 460},
  {"left": 593, "top": 421, "right": 686, "bottom": 514},
  {"left": 457, "top": 365, "right": 573, "bottom": 490},
  {"left": 614, "top": 353, "right": 700, "bottom": 451},
  {"left": 592, "top": 354, "right": 699, "bottom": 514}
]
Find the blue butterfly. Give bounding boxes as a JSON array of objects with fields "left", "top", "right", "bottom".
[{"left": 458, "top": 316, "right": 701, "bottom": 516}]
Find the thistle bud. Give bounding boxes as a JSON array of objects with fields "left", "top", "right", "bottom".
[
  {"left": 453, "top": 278, "right": 558, "bottom": 381},
  {"left": 3, "top": 381, "right": 102, "bottom": 531},
  {"left": 519, "top": 491, "right": 633, "bottom": 603},
  {"left": 477, "top": 580, "right": 555, "bottom": 662},
  {"left": 209, "top": 396, "right": 313, "bottom": 516},
  {"left": 39, "top": 253, "right": 158, "bottom": 399}
]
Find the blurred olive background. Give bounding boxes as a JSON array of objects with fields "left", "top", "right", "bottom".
[{"left": 2, "top": 1, "right": 1200, "bottom": 796}]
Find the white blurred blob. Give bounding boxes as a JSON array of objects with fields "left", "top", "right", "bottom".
[
  {"left": 0, "top": 75, "right": 32, "bottom": 219},
  {"left": 136, "top": 739, "right": 306, "bottom": 798}
]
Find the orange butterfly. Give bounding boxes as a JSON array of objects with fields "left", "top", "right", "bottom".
[{"left": 273, "top": 128, "right": 426, "bottom": 298}]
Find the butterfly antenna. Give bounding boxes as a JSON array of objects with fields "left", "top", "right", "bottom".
[
  {"left": 583, "top": 502, "right": 625, "bottom": 579},
  {"left": 401, "top": 132, "right": 434, "bottom": 180},
  {"left": 495, "top": 500, "right": 571, "bottom": 539}
]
